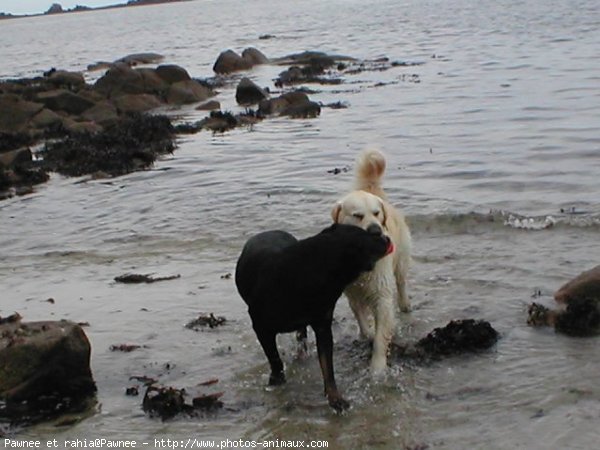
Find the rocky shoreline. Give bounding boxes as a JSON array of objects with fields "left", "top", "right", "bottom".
[
  {"left": 0, "top": 1, "right": 192, "bottom": 21},
  {"left": 0, "top": 47, "right": 415, "bottom": 200}
]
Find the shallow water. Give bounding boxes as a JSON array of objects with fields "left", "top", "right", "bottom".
[{"left": 1, "top": 0, "right": 599, "bottom": 448}]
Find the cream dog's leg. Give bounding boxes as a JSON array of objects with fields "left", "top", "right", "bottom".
[
  {"left": 348, "top": 295, "right": 374, "bottom": 340},
  {"left": 370, "top": 293, "right": 395, "bottom": 375}
]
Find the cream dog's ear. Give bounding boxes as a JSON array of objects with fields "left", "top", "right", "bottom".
[
  {"left": 379, "top": 198, "right": 389, "bottom": 228},
  {"left": 331, "top": 202, "right": 342, "bottom": 223}
]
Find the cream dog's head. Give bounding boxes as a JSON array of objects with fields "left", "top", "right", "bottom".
[{"left": 331, "top": 190, "right": 390, "bottom": 237}]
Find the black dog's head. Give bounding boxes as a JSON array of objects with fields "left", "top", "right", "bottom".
[{"left": 321, "top": 223, "right": 393, "bottom": 274}]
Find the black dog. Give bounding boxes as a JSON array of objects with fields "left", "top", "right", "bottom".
[{"left": 235, "top": 223, "right": 393, "bottom": 411}]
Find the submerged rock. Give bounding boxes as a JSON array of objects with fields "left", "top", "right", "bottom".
[
  {"left": 528, "top": 265, "right": 600, "bottom": 336},
  {"left": 235, "top": 77, "right": 268, "bottom": 105},
  {"left": 258, "top": 91, "right": 320, "bottom": 118},
  {"left": 0, "top": 315, "right": 96, "bottom": 428},
  {"left": 212, "top": 48, "right": 268, "bottom": 74},
  {"left": 115, "top": 52, "right": 165, "bottom": 66}
]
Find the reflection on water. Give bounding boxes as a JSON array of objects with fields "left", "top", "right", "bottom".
[{"left": 1, "top": 0, "right": 599, "bottom": 447}]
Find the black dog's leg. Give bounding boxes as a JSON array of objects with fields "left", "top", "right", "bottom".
[
  {"left": 312, "top": 321, "right": 349, "bottom": 412},
  {"left": 295, "top": 327, "right": 308, "bottom": 359},
  {"left": 254, "top": 327, "right": 285, "bottom": 385}
]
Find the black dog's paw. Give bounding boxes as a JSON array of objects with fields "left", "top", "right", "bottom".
[
  {"left": 269, "top": 372, "right": 286, "bottom": 386},
  {"left": 327, "top": 394, "right": 350, "bottom": 412}
]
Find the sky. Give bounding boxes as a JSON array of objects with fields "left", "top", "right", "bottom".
[{"left": 1, "top": 1, "right": 128, "bottom": 15}]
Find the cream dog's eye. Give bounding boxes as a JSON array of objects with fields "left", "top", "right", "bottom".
[
  {"left": 353, "top": 213, "right": 365, "bottom": 220},
  {"left": 374, "top": 211, "right": 380, "bottom": 217}
]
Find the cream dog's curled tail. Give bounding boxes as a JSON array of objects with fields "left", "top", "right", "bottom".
[{"left": 355, "top": 149, "right": 388, "bottom": 199}]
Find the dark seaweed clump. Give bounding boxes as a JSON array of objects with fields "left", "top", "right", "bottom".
[
  {"left": 415, "top": 319, "right": 499, "bottom": 357},
  {"left": 142, "top": 385, "right": 223, "bottom": 421},
  {"left": 40, "top": 113, "right": 175, "bottom": 177}
]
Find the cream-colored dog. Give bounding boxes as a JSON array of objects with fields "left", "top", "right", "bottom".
[{"left": 331, "top": 149, "right": 411, "bottom": 374}]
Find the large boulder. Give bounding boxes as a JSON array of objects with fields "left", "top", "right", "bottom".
[
  {"left": 241, "top": 47, "right": 269, "bottom": 66},
  {"left": 46, "top": 70, "right": 86, "bottom": 89},
  {"left": 29, "top": 108, "right": 63, "bottom": 129},
  {"left": 81, "top": 101, "right": 120, "bottom": 125},
  {"left": 235, "top": 77, "right": 268, "bottom": 105},
  {"left": 112, "top": 93, "right": 162, "bottom": 113},
  {"left": 0, "top": 94, "right": 44, "bottom": 133},
  {"left": 35, "top": 89, "right": 96, "bottom": 115},
  {"left": 0, "top": 316, "right": 96, "bottom": 423},
  {"left": 213, "top": 48, "right": 269, "bottom": 74},
  {"left": 155, "top": 64, "right": 191, "bottom": 84},
  {"left": 213, "top": 49, "right": 252, "bottom": 74},
  {"left": 166, "top": 80, "right": 214, "bottom": 104},
  {"left": 136, "top": 68, "right": 170, "bottom": 94},
  {"left": 555, "top": 265, "right": 600, "bottom": 303},
  {"left": 258, "top": 91, "right": 320, "bottom": 118},
  {"left": 94, "top": 63, "right": 147, "bottom": 97}
]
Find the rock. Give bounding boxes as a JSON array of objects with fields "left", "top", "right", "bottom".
[
  {"left": 91, "top": 67, "right": 165, "bottom": 98},
  {"left": 46, "top": 70, "right": 86, "bottom": 89},
  {"left": 528, "top": 299, "right": 600, "bottom": 337},
  {"left": 81, "top": 101, "right": 119, "bottom": 125},
  {"left": 274, "top": 64, "right": 342, "bottom": 87},
  {"left": 241, "top": 47, "right": 269, "bottom": 66},
  {"left": 527, "top": 266, "right": 600, "bottom": 337},
  {"left": 155, "top": 64, "right": 191, "bottom": 84},
  {"left": 35, "top": 89, "right": 96, "bottom": 115},
  {"left": 282, "top": 100, "right": 321, "bottom": 118},
  {"left": 0, "top": 148, "right": 32, "bottom": 168},
  {"left": 60, "top": 117, "right": 103, "bottom": 135},
  {"left": 0, "top": 94, "right": 44, "bottom": 133},
  {"left": 115, "top": 52, "right": 164, "bottom": 66},
  {"left": 273, "top": 50, "right": 354, "bottom": 66},
  {"left": 554, "top": 297, "right": 600, "bottom": 336},
  {"left": 213, "top": 49, "right": 251, "bottom": 74},
  {"left": 0, "top": 316, "right": 96, "bottom": 424},
  {"left": 137, "top": 68, "right": 169, "bottom": 94},
  {"left": 112, "top": 93, "right": 162, "bottom": 113},
  {"left": 258, "top": 91, "right": 320, "bottom": 118},
  {"left": 166, "top": 80, "right": 214, "bottom": 104},
  {"left": 94, "top": 63, "right": 146, "bottom": 97},
  {"left": 555, "top": 265, "right": 600, "bottom": 304},
  {"left": 0, "top": 131, "right": 36, "bottom": 153},
  {"left": 87, "top": 61, "right": 112, "bottom": 72},
  {"left": 235, "top": 77, "right": 268, "bottom": 105},
  {"left": 195, "top": 100, "right": 221, "bottom": 111},
  {"left": 29, "top": 108, "right": 63, "bottom": 129}
]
